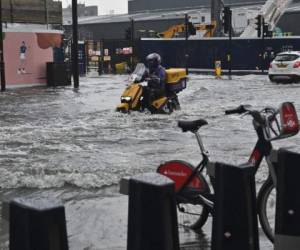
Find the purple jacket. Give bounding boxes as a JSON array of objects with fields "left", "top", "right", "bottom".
[{"left": 147, "top": 65, "right": 166, "bottom": 90}]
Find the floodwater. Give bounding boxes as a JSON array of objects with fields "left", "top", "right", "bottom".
[{"left": 1, "top": 73, "right": 300, "bottom": 249}]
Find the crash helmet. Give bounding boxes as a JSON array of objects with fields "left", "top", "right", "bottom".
[{"left": 146, "top": 53, "right": 161, "bottom": 71}]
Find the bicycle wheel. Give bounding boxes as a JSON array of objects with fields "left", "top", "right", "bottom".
[
  {"left": 257, "top": 178, "right": 275, "bottom": 243},
  {"left": 177, "top": 178, "right": 211, "bottom": 230},
  {"left": 157, "top": 160, "right": 211, "bottom": 231}
]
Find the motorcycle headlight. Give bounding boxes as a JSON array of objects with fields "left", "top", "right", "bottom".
[{"left": 121, "top": 96, "right": 132, "bottom": 102}]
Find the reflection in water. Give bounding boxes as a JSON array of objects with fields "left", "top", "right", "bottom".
[{"left": 180, "top": 226, "right": 210, "bottom": 250}]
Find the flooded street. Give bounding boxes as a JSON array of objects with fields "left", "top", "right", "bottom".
[{"left": 1, "top": 73, "right": 300, "bottom": 249}]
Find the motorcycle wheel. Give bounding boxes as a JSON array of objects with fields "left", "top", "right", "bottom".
[
  {"left": 166, "top": 101, "right": 174, "bottom": 114},
  {"left": 173, "top": 96, "right": 181, "bottom": 110}
]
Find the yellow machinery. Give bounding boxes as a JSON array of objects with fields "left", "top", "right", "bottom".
[{"left": 158, "top": 21, "right": 217, "bottom": 38}]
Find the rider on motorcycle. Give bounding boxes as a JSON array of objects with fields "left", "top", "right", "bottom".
[{"left": 142, "top": 53, "right": 166, "bottom": 107}]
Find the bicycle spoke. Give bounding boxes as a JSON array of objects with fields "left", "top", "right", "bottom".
[
  {"left": 264, "top": 186, "right": 276, "bottom": 236},
  {"left": 258, "top": 180, "right": 276, "bottom": 243},
  {"left": 177, "top": 203, "right": 207, "bottom": 229}
]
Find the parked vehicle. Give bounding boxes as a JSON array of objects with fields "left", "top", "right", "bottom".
[
  {"left": 157, "top": 102, "right": 299, "bottom": 243},
  {"left": 269, "top": 51, "right": 300, "bottom": 83}
]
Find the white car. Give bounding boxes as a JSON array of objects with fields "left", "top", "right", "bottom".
[{"left": 268, "top": 51, "right": 300, "bottom": 83}]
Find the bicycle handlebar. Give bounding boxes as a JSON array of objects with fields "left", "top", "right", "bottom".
[{"left": 225, "top": 104, "right": 279, "bottom": 128}]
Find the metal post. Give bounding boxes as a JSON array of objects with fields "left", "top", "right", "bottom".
[
  {"left": 184, "top": 14, "right": 189, "bottom": 75},
  {"left": 9, "top": 0, "right": 13, "bottom": 23},
  {"left": 72, "top": 0, "right": 79, "bottom": 88},
  {"left": 211, "top": 0, "right": 222, "bottom": 36},
  {"left": 261, "top": 17, "right": 265, "bottom": 73},
  {"left": 100, "top": 40, "right": 104, "bottom": 75},
  {"left": 130, "top": 18, "right": 134, "bottom": 72},
  {"left": 44, "top": 0, "right": 49, "bottom": 29},
  {"left": 0, "top": 0, "right": 6, "bottom": 91},
  {"left": 228, "top": 9, "right": 232, "bottom": 80}
]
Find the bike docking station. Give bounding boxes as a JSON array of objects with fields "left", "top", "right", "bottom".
[
  {"left": 119, "top": 172, "right": 180, "bottom": 250},
  {"left": 270, "top": 148, "right": 300, "bottom": 250},
  {"left": 207, "top": 161, "right": 259, "bottom": 250},
  {"left": 120, "top": 166, "right": 260, "bottom": 250},
  {"left": 2, "top": 197, "right": 69, "bottom": 250}
]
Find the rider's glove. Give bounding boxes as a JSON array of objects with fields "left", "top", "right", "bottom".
[{"left": 148, "top": 77, "right": 160, "bottom": 88}]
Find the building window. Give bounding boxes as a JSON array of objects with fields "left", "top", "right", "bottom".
[{"left": 201, "top": 16, "right": 205, "bottom": 22}]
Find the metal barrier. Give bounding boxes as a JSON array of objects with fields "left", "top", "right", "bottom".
[
  {"left": 209, "top": 162, "right": 259, "bottom": 250},
  {"left": 271, "top": 149, "right": 300, "bottom": 250},
  {"left": 9, "top": 197, "right": 69, "bottom": 250},
  {"left": 120, "top": 172, "right": 180, "bottom": 250}
]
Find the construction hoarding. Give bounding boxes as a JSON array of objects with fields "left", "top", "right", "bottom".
[{"left": 3, "top": 31, "right": 63, "bottom": 85}]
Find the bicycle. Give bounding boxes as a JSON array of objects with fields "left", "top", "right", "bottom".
[{"left": 157, "top": 102, "right": 299, "bottom": 243}]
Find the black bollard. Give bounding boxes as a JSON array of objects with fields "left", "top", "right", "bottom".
[
  {"left": 272, "top": 148, "right": 300, "bottom": 250},
  {"left": 127, "top": 172, "right": 180, "bottom": 250},
  {"left": 210, "top": 162, "right": 259, "bottom": 250},
  {"left": 9, "top": 197, "right": 69, "bottom": 250}
]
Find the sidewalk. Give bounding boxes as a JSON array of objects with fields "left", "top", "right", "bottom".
[{"left": 188, "top": 68, "right": 268, "bottom": 75}]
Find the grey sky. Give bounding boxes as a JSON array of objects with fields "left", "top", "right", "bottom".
[{"left": 61, "top": 0, "right": 128, "bottom": 15}]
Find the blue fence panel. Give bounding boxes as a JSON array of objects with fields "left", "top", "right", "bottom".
[{"left": 138, "top": 37, "right": 300, "bottom": 70}]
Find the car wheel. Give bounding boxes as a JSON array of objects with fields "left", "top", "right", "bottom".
[
  {"left": 268, "top": 75, "right": 275, "bottom": 83},
  {"left": 288, "top": 77, "right": 295, "bottom": 84},
  {"left": 294, "top": 76, "right": 300, "bottom": 83}
]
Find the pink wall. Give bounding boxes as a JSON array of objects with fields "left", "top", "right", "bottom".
[{"left": 3, "top": 32, "right": 61, "bottom": 85}]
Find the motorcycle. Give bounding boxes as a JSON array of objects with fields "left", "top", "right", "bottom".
[{"left": 116, "top": 63, "right": 187, "bottom": 114}]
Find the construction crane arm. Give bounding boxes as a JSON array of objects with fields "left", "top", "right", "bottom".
[
  {"left": 194, "top": 21, "right": 217, "bottom": 37},
  {"left": 158, "top": 24, "right": 186, "bottom": 38},
  {"left": 240, "top": 0, "right": 292, "bottom": 37}
]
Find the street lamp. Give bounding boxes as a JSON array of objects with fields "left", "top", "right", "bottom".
[
  {"left": 0, "top": 0, "right": 6, "bottom": 91},
  {"left": 72, "top": 0, "right": 79, "bottom": 88}
]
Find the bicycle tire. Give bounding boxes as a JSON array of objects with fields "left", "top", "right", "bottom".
[
  {"left": 257, "top": 177, "right": 275, "bottom": 243},
  {"left": 157, "top": 160, "right": 211, "bottom": 231},
  {"left": 177, "top": 173, "right": 211, "bottom": 230}
]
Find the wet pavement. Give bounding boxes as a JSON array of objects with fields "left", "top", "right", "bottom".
[{"left": 1, "top": 73, "right": 300, "bottom": 249}]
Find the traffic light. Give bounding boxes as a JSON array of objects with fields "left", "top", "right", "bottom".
[
  {"left": 125, "top": 27, "right": 131, "bottom": 40},
  {"left": 263, "top": 23, "right": 273, "bottom": 37},
  {"left": 222, "top": 7, "right": 231, "bottom": 34},
  {"left": 187, "top": 21, "right": 196, "bottom": 35},
  {"left": 255, "top": 15, "right": 262, "bottom": 38}
]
